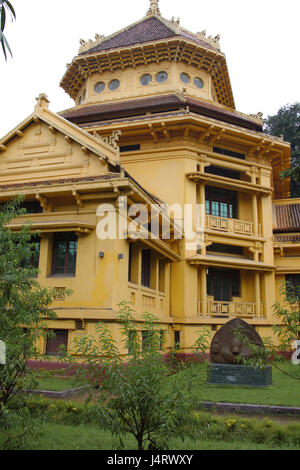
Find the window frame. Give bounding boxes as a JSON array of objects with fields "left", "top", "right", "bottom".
[
  {"left": 45, "top": 329, "right": 69, "bottom": 356},
  {"left": 207, "top": 268, "right": 241, "bottom": 301},
  {"left": 20, "top": 236, "right": 41, "bottom": 270},
  {"left": 285, "top": 274, "right": 300, "bottom": 298},
  {"left": 51, "top": 232, "right": 78, "bottom": 277},
  {"left": 205, "top": 187, "right": 238, "bottom": 219},
  {"left": 141, "top": 249, "right": 151, "bottom": 288}
]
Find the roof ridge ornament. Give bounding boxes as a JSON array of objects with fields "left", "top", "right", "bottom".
[
  {"left": 147, "top": 0, "right": 161, "bottom": 16},
  {"left": 35, "top": 93, "right": 50, "bottom": 111}
]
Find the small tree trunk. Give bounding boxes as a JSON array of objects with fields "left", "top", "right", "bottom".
[
  {"left": 137, "top": 431, "right": 144, "bottom": 451},
  {"left": 137, "top": 439, "right": 144, "bottom": 451}
]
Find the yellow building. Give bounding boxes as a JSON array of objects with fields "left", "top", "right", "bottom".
[{"left": 0, "top": 0, "right": 298, "bottom": 357}]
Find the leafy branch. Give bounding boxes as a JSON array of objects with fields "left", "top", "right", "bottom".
[{"left": 0, "top": 1, "right": 16, "bottom": 60}]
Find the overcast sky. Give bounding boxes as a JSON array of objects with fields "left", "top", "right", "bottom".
[{"left": 0, "top": 0, "right": 299, "bottom": 137}]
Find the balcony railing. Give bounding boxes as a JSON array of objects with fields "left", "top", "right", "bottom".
[
  {"left": 197, "top": 300, "right": 264, "bottom": 319},
  {"left": 206, "top": 215, "right": 262, "bottom": 236}
]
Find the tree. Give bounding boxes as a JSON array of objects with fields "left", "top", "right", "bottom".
[
  {"left": 0, "top": 199, "right": 70, "bottom": 412},
  {"left": 64, "top": 301, "right": 204, "bottom": 451},
  {"left": 0, "top": 1, "right": 15, "bottom": 60},
  {"left": 234, "top": 281, "right": 300, "bottom": 381},
  {"left": 264, "top": 103, "right": 300, "bottom": 197}
]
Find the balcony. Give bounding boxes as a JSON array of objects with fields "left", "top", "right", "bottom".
[
  {"left": 197, "top": 300, "right": 264, "bottom": 319},
  {"left": 206, "top": 214, "right": 262, "bottom": 237},
  {"left": 128, "top": 283, "right": 166, "bottom": 315}
]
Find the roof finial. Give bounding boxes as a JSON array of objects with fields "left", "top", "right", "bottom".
[{"left": 147, "top": 0, "right": 161, "bottom": 16}]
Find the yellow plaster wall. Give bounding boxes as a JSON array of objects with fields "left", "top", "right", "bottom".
[{"left": 77, "top": 61, "right": 214, "bottom": 107}]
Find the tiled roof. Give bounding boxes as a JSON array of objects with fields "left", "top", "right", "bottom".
[
  {"left": 273, "top": 203, "right": 300, "bottom": 233},
  {"left": 60, "top": 94, "right": 262, "bottom": 131},
  {"left": 0, "top": 174, "right": 119, "bottom": 191},
  {"left": 80, "top": 17, "right": 215, "bottom": 56},
  {"left": 0, "top": 172, "right": 162, "bottom": 206},
  {"left": 274, "top": 233, "right": 300, "bottom": 243}
]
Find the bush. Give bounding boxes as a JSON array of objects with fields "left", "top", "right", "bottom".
[{"left": 7, "top": 395, "right": 300, "bottom": 449}]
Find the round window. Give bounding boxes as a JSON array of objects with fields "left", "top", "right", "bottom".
[
  {"left": 94, "top": 82, "right": 105, "bottom": 93},
  {"left": 194, "top": 77, "right": 204, "bottom": 89},
  {"left": 156, "top": 71, "right": 168, "bottom": 83},
  {"left": 180, "top": 73, "right": 190, "bottom": 84},
  {"left": 108, "top": 79, "right": 120, "bottom": 91},
  {"left": 140, "top": 74, "right": 152, "bottom": 86}
]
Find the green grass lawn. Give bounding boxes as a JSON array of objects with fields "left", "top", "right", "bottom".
[
  {"left": 198, "top": 362, "right": 300, "bottom": 407},
  {"left": 12, "top": 421, "right": 300, "bottom": 451},
  {"left": 33, "top": 375, "right": 76, "bottom": 392},
  {"left": 32, "top": 361, "right": 300, "bottom": 407},
  {"left": 166, "top": 361, "right": 300, "bottom": 408}
]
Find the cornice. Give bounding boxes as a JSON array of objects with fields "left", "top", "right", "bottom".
[{"left": 60, "top": 37, "right": 234, "bottom": 108}]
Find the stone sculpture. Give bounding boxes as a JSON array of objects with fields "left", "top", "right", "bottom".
[{"left": 210, "top": 318, "right": 264, "bottom": 365}]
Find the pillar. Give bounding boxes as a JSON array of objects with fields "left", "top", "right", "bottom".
[
  {"left": 254, "top": 271, "right": 261, "bottom": 317},
  {"left": 200, "top": 267, "right": 207, "bottom": 316},
  {"left": 252, "top": 194, "right": 258, "bottom": 235}
]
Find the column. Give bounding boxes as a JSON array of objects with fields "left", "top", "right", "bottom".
[
  {"left": 199, "top": 183, "right": 206, "bottom": 254},
  {"left": 252, "top": 193, "right": 258, "bottom": 235},
  {"left": 199, "top": 182, "right": 206, "bottom": 208},
  {"left": 254, "top": 271, "right": 261, "bottom": 317},
  {"left": 137, "top": 247, "right": 142, "bottom": 286},
  {"left": 200, "top": 267, "right": 207, "bottom": 316}
]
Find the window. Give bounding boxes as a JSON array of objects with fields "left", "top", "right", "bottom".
[
  {"left": 141, "top": 249, "right": 151, "bottom": 288},
  {"left": 142, "top": 330, "right": 154, "bottom": 352},
  {"left": 128, "top": 243, "right": 133, "bottom": 283},
  {"left": 120, "top": 145, "right": 140, "bottom": 153},
  {"left": 140, "top": 74, "right": 152, "bottom": 86},
  {"left": 194, "top": 77, "right": 204, "bottom": 89},
  {"left": 207, "top": 269, "right": 241, "bottom": 301},
  {"left": 51, "top": 233, "right": 77, "bottom": 276},
  {"left": 21, "top": 201, "right": 43, "bottom": 214},
  {"left": 94, "top": 82, "right": 105, "bottom": 93},
  {"left": 285, "top": 274, "right": 300, "bottom": 297},
  {"left": 128, "top": 242, "right": 139, "bottom": 284},
  {"left": 158, "top": 259, "right": 166, "bottom": 292},
  {"left": 207, "top": 243, "right": 243, "bottom": 256},
  {"left": 205, "top": 165, "right": 241, "bottom": 180},
  {"left": 180, "top": 72, "right": 190, "bottom": 84},
  {"left": 75, "top": 320, "right": 84, "bottom": 330},
  {"left": 174, "top": 331, "right": 180, "bottom": 348},
  {"left": 213, "top": 146, "right": 245, "bottom": 161},
  {"left": 45, "top": 329, "right": 68, "bottom": 356},
  {"left": 127, "top": 330, "right": 138, "bottom": 354},
  {"left": 156, "top": 71, "right": 168, "bottom": 83},
  {"left": 20, "top": 236, "right": 40, "bottom": 269},
  {"left": 108, "top": 79, "right": 120, "bottom": 91},
  {"left": 205, "top": 187, "right": 238, "bottom": 219},
  {"left": 159, "top": 331, "right": 165, "bottom": 351}
]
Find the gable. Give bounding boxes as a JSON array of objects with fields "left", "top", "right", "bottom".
[
  {"left": 0, "top": 120, "right": 111, "bottom": 186},
  {"left": 0, "top": 96, "right": 119, "bottom": 187}
]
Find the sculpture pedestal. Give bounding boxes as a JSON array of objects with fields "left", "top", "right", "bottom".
[{"left": 207, "top": 363, "right": 272, "bottom": 387}]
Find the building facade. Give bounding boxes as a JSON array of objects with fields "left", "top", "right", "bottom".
[{"left": 0, "top": 0, "right": 299, "bottom": 357}]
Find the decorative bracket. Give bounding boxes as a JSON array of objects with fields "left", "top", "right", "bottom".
[
  {"left": 36, "top": 192, "right": 49, "bottom": 211},
  {"left": 161, "top": 122, "right": 170, "bottom": 142},
  {"left": 148, "top": 123, "right": 158, "bottom": 143},
  {"left": 72, "top": 188, "right": 84, "bottom": 208}
]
